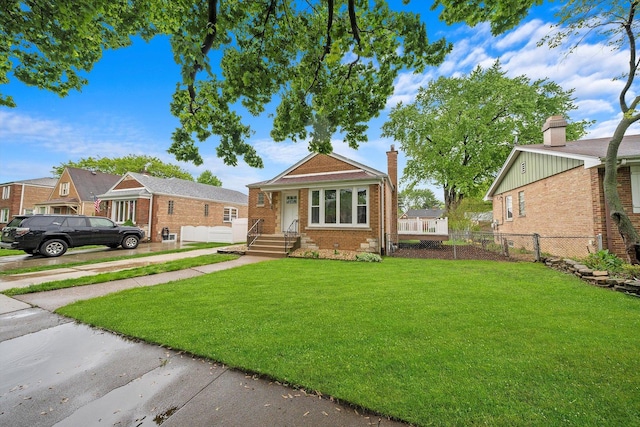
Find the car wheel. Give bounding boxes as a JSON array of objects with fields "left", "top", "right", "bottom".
[
  {"left": 121, "top": 235, "right": 139, "bottom": 249},
  {"left": 40, "top": 239, "right": 68, "bottom": 257}
]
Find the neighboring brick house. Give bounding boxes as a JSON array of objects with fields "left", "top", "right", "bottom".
[
  {"left": 0, "top": 177, "right": 57, "bottom": 226},
  {"left": 34, "top": 168, "right": 120, "bottom": 216},
  {"left": 485, "top": 116, "right": 640, "bottom": 259},
  {"left": 246, "top": 146, "right": 398, "bottom": 256},
  {"left": 98, "top": 172, "right": 248, "bottom": 242}
]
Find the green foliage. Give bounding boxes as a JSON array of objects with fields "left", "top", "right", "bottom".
[
  {"left": 382, "top": 61, "right": 590, "bottom": 211},
  {"left": 52, "top": 155, "right": 193, "bottom": 180},
  {"left": 355, "top": 252, "right": 382, "bottom": 262},
  {"left": 583, "top": 250, "right": 624, "bottom": 273},
  {"left": 398, "top": 187, "right": 442, "bottom": 212},
  {"left": 1, "top": 1, "right": 456, "bottom": 167},
  {"left": 303, "top": 250, "right": 319, "bottom": 259},
  {"left": 432, "top": 0, "right": 543, "bottom": 35},
  {"left": 196, "top": 170, "right": 222, "bottom": 186},
  {"left": 621, "top": 264, "right": 640, "bottom": 280},
  {"left": 122, "top": 219, "right": 136, "bottom": 227},
  {"left": 447, "top": 197, "right": 493, "bottom": 231}
]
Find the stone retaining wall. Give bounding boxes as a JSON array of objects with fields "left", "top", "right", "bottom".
[{"left": 544, "top": 258, "right": 640, "bottom": 296}]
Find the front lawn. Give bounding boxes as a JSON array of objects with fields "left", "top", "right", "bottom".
[{"left": 57, "top": 258, "right": 640, "bottom": 426}]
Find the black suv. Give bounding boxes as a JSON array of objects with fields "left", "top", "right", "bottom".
[{"left": 0, "top": 215, "right": 145, "bottom": 257}]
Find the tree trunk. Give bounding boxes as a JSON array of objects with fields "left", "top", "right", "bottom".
[
  {"left": 603, "top": 119, "right": 640, "bottom": 264},
  {"left": 444, "top": 186, "right": 463, "bottom": 212}
]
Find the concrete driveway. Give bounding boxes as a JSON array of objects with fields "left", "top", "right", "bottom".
[{"left": 0, "top": 252, "right": 408, "bottom": 427}]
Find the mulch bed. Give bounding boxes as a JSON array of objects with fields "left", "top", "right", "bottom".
[{"left": 391, "top": 244, "right": 528, "bottom": 262}]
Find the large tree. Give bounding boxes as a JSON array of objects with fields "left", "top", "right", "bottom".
[
  {"left": 52, "top": 155, "right": 194, "bottom": 180},
  {"left": 3, "top": 0, "right": 450, "bottom": 167},
  {"left": 382, "top": 62, "right": 589, "bottom": 211},
  {"left": 437, "top": 0, "right": 640, "bottom": 262}
]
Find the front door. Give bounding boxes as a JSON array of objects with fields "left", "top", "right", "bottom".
[{"left": 282, "top": 191, "right": 299, "bottom": 233}]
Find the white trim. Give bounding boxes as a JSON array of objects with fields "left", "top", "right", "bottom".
[
  {"left": 283, "top": 169, "right": 364, "bottom": 179},
  {"left": 631, "top": 166, "right": 640, "bottom": 214},
  {"left": 308, "top": 186, "right": 369, "bottom": 227}
]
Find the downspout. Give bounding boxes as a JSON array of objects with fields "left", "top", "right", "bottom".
[
  {"left": 380, "top": 181, "right": 385, "bottom": 254},
  {"left": 19, "top": 184, "right": 25, "bottom": 215},
  {"left": 148, "top": 194, "right": 154, "bottom": 242}
]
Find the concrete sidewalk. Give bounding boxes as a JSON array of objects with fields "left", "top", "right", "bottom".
[{"left": 0, "top": 253, "right": 407, "bottom": 427}]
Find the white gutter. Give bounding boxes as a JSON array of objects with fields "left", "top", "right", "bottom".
[
  {"left": 19, "top": 184, "right": 25, "bottom": 215},
  {"left": 148, "top": 194, "right": 154, "bottom": 241}
]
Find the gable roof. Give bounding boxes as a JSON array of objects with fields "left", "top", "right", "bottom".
[
  {"left": 247, "top": 152, "right": 389, "bottom": 190},
  {"left": 66, "top": 168, "right": 121, "bottom": 201},
  {"left": 485, "top": 134, "right": 640, "bottom": 199},
  {"left": 101, "top": 172, "right": 247, "bottom": 205}
]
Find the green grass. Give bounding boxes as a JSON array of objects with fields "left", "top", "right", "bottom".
[
  {"left": 57, "top": 258, "right": 640, "bottom": 426},
  {"left": 0, "top": 242, "right": 229, "bottom": 276},
  {"left": 2, "top": 253, "right": 239, "bottom": 296}
]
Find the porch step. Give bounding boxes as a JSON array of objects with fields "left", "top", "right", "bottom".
[{"left": 247, "top": 235, "right": 298, "bottom": 258}]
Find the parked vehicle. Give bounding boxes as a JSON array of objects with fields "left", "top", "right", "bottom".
[{"left": 0, "top": 215, "right": 145, "bottom": 257}]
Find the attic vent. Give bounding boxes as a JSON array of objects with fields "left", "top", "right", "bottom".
[{"left": 520, "top": 161, "right": 526, "bottom": 174}]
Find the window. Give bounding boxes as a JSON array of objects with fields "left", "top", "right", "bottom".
[
  {"left": 223, "top": 207, "right": 238, "bottom": 222},
  {"left": 257, "top": 192, "right": 265, "bottom": 206},
  {"left": 1, "top": 186, "right": 9, "bottom": 199},
  {"left": 505, "top": 195, "right": 513, "bottom": 221},
  {"left": 632, "top": 166, "right": 640, "bottom": 214},
  {"left": 518, "top": 191, "right": 525, "bottom": 216},
  {"left": 204, "top": 204, "right": 209, "bottom": 217},
  {"left": 0, "top": 208, "right": 9, "bottom": 223},
  {"left": 168, "top": 200, "right": 174, "bottom": 215},
  {"left": 60, "top": 182, "right": 70, "bottom": 196},
  {"left": 309, "top": 187, "right": 368, "bottom": 227},
  {"left": 37, "top": 207, "right": 47, "bottom": 214},
  {"left": 114, "top": 200, "right": 136, "bottom": 223}
]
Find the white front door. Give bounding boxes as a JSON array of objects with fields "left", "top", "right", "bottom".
[{"left": 282, "top": 191, "right": 299, "bottom": 233}]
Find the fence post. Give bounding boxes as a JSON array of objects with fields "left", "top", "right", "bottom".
[
  {"left": 532, "top": 233, "right": 541, "bottom": 262},
  {"left": 596, "top": 234, "right": 603, "bottom": 251}
]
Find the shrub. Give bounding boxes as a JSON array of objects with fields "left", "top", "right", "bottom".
[
  {"left": 355, "top": 252, "right": 382, "bottom": 262},
  {"left": 123, "top": 219, "right": 136, "bottom": 227},
  {"left": 583, "top": 250, "right": 623, "bottom": 272}
]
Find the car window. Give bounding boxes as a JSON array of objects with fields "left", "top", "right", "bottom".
[
  {"left": 6, "top": 217, "right": 26, "bottom": 227},
  {"left": 26, "top": 217, "right": 59, "bottom": 227},
  {"left": 62, "top": 217, "right": 87, "bottom": 227},
  {"left": 88, "top": 217, "right": 115, "bottom": 228}
]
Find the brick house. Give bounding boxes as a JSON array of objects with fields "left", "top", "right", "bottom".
[
  {"left": 34, "top": 168, "right": 120, "bottom": 216},
  {"left": 0, "top": 177, "right": 57, "bottom": 226},
  {"left": 485, "top": 116, "right": 640, "bottom": 259},
  {"left": 98, "top": 172, "right": 248, "bottom": 242},
  {"left": 246, "top": 147, "right": 398, "bottom": 256}
]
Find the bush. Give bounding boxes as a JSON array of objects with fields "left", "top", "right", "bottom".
[
  {"left": 583, "top": 250, "right": 623, "bottom": 272},
  {"left": 355, "top": 252, "right": 382, "bottom": 262},
  {"left": 123, "top": 219, "right": 136, "bottom": 227}
]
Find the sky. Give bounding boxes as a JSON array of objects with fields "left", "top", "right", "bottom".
[{"left": 1, "top": 1, "right": 639, "bottom": 200}]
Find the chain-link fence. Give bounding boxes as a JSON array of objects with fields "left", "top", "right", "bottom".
[{"left": 388, "top": 232, "right": 601, "bottom": 262}]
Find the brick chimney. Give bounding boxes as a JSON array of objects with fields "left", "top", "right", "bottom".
[
  {"left": 387, "top": 144, "right": 398, "bottom": 188},
  {"left": 542, "top": 115, "right": 568, "bottom": 147}
]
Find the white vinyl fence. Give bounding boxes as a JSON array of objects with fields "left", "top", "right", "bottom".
[{"left": 180, "top": 218, "right": 248, "bottom": 243}]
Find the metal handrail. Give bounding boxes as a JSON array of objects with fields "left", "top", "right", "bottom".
[
  {"left": 284, "top": 219, "right": 299, "bottom": 254},
  {"left": 247, "top": 218, "right": 263, "bottom": 248}
]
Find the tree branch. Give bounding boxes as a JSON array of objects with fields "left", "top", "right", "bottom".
[
  {"left": 619, "top": 2, "right": 637, "bottom": 113},
  {"left": 348, "top": 0, "right": 361, "bottom": 46},
  {"left": 188, "top": 0, "right": 218, "bottom": 113}
]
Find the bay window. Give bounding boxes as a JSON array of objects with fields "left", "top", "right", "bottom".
[{"left": 309, "top": 187, "right": 368, "bottom": 227}]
